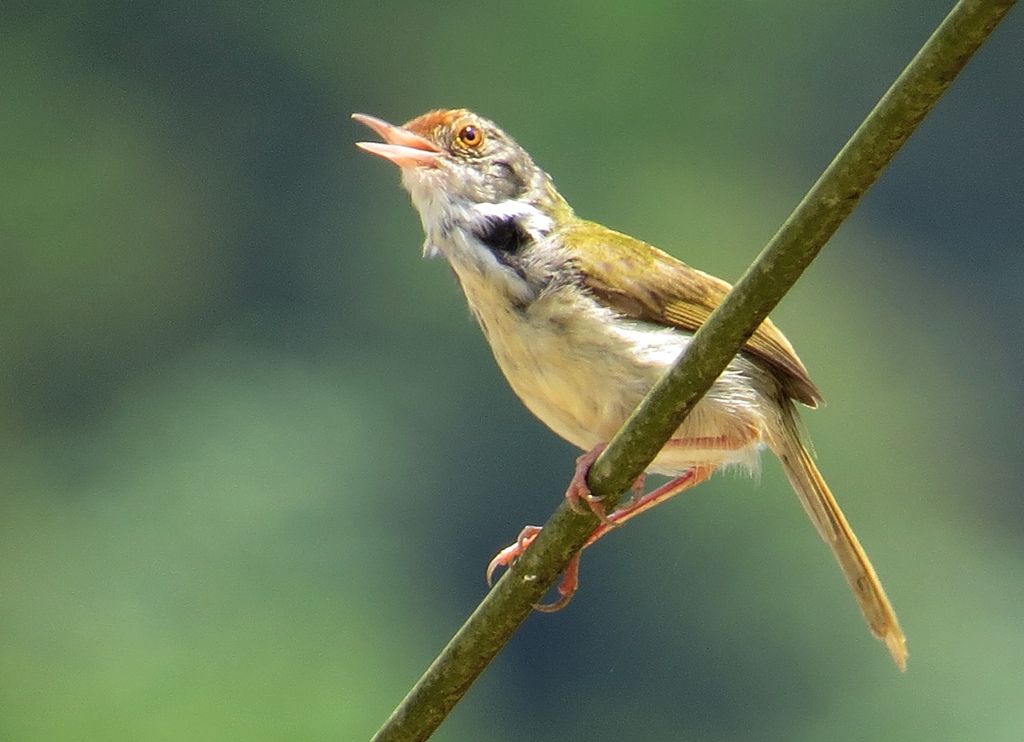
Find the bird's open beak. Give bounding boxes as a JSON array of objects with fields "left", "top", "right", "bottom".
[{"left": 353, "top": 113, "right": 442, "bottom": 168}]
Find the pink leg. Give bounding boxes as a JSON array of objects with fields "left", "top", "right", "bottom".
[
  {"left": 485, "top": 466, "right": 713, "bottom": 609},
  {"left": 486, "top": 526, "right": 542, "bottom": 586},
  {"left": 563, "top": 444, "right": 616, "bottom": 523},
  {"left": 487, "top": 430, "right": 756, "bottom": 610},
  {"left": 582, "top": 465, "right": 713, "bottom": 548}
]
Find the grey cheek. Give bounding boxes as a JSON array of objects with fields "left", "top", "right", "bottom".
[{"left": 492, "top": 162, "right": 527, "bottom": 200}]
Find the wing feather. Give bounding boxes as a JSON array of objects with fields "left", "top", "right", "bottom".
[{"left": 564, "top": 220, "right": 822, "bottom": 407}]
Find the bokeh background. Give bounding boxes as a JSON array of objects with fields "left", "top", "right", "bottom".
[{"left": 3, "top": 1, "right": 1023, "bottom": 740}]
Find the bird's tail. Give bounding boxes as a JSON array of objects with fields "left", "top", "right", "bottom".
[{"left": 769, "top": 401, "right": 908, "bottom": 671}]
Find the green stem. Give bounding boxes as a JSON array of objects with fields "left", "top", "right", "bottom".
[{"left": 369, "top": 1, "right": 1017, "bottom": 740}]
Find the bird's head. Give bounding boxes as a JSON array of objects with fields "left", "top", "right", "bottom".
[{"left": 354, "top": 109, "right": 572, "bottom": 257}]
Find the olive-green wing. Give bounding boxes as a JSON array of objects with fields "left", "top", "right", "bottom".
[{"left": 565, "top": 220, "right": 822, "bottom": 407}]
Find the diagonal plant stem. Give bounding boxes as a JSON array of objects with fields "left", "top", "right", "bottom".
[{"left": 369, "top": 1, "right": 1017, "bottom": 740}]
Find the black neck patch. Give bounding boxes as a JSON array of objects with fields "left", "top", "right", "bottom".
[{"left": 473, "top": 216, "right": 532, "bottom": 256}]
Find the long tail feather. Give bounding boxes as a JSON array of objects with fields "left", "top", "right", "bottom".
[{"left": 770, "top": 402, "right": 908, "bottom": 671}]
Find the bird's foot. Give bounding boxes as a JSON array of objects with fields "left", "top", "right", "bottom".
[
  {"left": 564, "top": 444, "right": 612, "bottom": 522},
  {"left": 486, "top": 525, "right": 542, "bottom": 586},
  {"left": 564, "top": 444, "right": 646, "bottom": 524},
  {"left": 485, "top": 525, "right": 582, "bottom": 611}
]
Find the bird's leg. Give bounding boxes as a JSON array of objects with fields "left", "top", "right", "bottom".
[
  {"left": 487, "top": 443, "right": 633, "bottom": 586},
  {"left": 581, "top": 465, "right": 713, "bottom": 546},
  {"left": 563, "top": 444, "right": 616, "bottom": 523},
  {"left": 494, "top": 466, "right": 714, "bottom": 611},
  {"left": 487, "top": 430, "right": 759, "bottom": 609},
  {"left": 485, "top": 459, "right": 713, "bottom": 610}
]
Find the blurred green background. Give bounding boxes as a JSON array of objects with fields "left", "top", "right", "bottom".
[{"left": 2, "top": 1, "right": 1023, "bottom": 740}]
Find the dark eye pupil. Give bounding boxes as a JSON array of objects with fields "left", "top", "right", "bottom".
[{"left": 462, "top": 125, "right": 478, "bottom": 144}]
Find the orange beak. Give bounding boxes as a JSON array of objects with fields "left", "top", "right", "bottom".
[{"left": 352, "top": 113, "right": 442, "bottom": 168}]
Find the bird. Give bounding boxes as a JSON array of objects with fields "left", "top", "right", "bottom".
[{"left": 354, "top": 108, "right": 907, "bottom": 670}]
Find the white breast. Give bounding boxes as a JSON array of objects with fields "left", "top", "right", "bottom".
[{"left": 445, "top": 240, "right": 775, "bottom": 477}]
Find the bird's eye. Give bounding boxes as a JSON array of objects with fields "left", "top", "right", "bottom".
[{"left": 456, "top": 123, "right": 484, "bottom": 148}]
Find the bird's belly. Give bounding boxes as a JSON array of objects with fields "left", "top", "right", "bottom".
[{"left": 469, "top": 287, "right": 771, "bottom": 476}]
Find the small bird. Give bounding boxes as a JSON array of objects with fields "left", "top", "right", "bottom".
[{"left": 354, "top": 109, "right": 907, "bottom": 670}]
